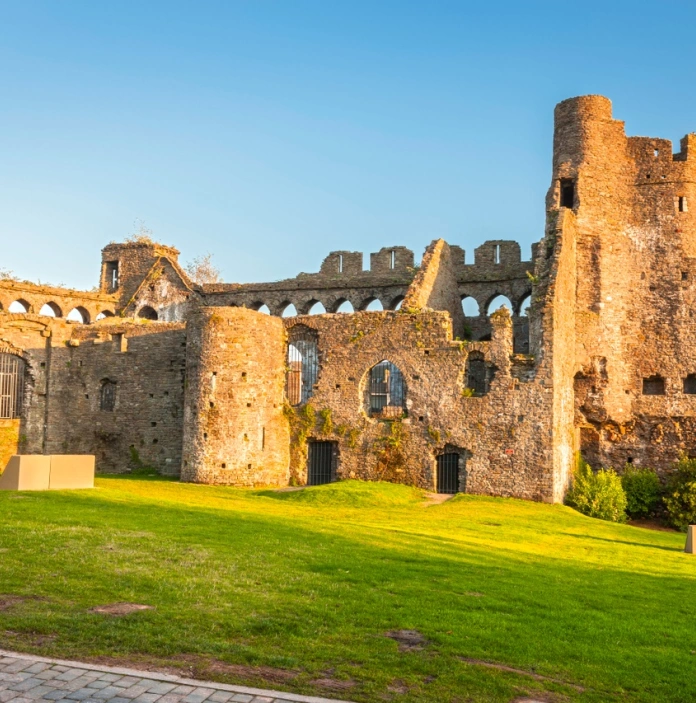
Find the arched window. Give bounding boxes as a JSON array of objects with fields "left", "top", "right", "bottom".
[
  {"left": 67, "top": 307, "right": 90, "bottom": 324},
  {"left": 334, "top": 300, "right": 354, "bottom": 313},
  {"left": 362, "top": 298, "right": 384, "bottom": 311},
  {"left": 100, "top": 379, "right": 117, "bottom": 412},
  {"left": 461, "top": 296, "right": 480, "bottom": 317},
  {"left": 366, "top": 360, "right": 406, "bottom": 418},
  {"left": 465, "top": 351, "right": 494, "bottom": 396},
  {"left": 287, "top": 326, "right": 319, "bottom": 405},
  {"left": 8, "top": 300, "right": 30, "bottom": 314},
  {"left": 257, "top": 304, "right": 270, "bottom": 315},
  {"left": 308, "top": 301, "right": 326, "bottom": 315},
  {"left": 281, "top": 303, "right": 297, "bottom": 318},
  {"left": 389, "top": 295, "right": 405, "bottom": 311},
  {"left": 137, "top": 306, "right": 158, "bottom": 321},
  {"left": 0, "top": 353, "right": 25, "bottom": 419},
  {"left": 487, "top": 295, "right": 512, "bottom": 315},
  {"left": 39, "top": 302, "right": 62, "bottom": 318},
  {"left": 519, "top": 295, "right": 531, "bottom": 316},
  {"left": 96, "top": 310, "right": 115, "bottom": 321}
]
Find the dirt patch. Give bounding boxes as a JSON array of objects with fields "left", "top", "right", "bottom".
[
  {"left": 459, "top": 658, "right": 584, "bottom": 691},
  {"left": 385, "top": 629, "right": 429, "bottom": 652},
  {"left": 458, "top": 591, "right": 484, "bottom": 597},
  {"left": 82, "top": 653, "right": 300, "bottom": 687},
  {"left": 387, "top": 679, "right": 411, "bottom": 693},
  {"left": 2, "top": 630, "right": 56, "bottom": 646},
  {"left": 90, "top": 603, "right": 154, "bottom": 616},
  {"left": 310, "top": 678, "right": 356, "bottom": 691},
  {"left": 422, "top": 493, "right": 454, "bottom": 506},
  {"left": 0, "top": 595, "right": 26, "bottom": 611}
]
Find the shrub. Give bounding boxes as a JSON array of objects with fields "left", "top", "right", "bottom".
[
  {"left": 565, "top": 459, "right": 627, "bottom": 523},
  {"left": 621, "top": 465, "right": 661, "bottom": 519},
  {"left": 663, "top": 456, "right": 696, "bottom": 531}
]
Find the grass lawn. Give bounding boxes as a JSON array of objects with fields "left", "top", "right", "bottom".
[{"left": 0, "top": 477, "right": 694, "bottom": 703}]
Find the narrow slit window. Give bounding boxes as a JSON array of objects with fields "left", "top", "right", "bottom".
[
  {"left": 390, "top": 250, "right": 396, "bottom": 269},
  {"left": 100, "top": 379, "right": 117, "bottom": 411},
  {"left": 495, "top": 244, "right": 501, "bottom": 264},
  {"left": 684, "top": 374, "right": 696, "bottom": 394},
  {"left": 560, "top": 179, "right": 575, "bottom": 209},
  {"left": 679, "top": 196, "right": 687, "bottom": 212}
]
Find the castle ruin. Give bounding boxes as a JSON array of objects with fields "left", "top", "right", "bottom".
[{"left": 2, "top": 95, "right": 694, "bottom": 502}]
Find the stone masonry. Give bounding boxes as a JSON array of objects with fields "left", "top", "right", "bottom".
[{"left": 1, "top": 95, "right": 694, "bottom": 500}]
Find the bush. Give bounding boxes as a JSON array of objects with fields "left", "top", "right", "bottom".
[
  {"left": 566, "top": 459, "right": 627, "bottom": 522},
  {"left": 663, "top": 456, "right": 696, "bottom": 531},
  {"left": 621, "top": 465, "right": 661, "bottom": 519}
]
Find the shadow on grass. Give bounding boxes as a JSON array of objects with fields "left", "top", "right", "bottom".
[{"left": 561, "top": 531, "right": 683, "bottom": 552}]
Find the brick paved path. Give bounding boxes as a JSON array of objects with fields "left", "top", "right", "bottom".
[{"left": 0, "top": 651, "right": 354, "bottom": 703}]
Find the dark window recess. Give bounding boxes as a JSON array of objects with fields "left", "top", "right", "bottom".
[
  {"left": 466, "top": 352, "right": 496, "bottom": 396},
  {"left": 0, "top": 353, "right": 25, "bottom": 419},
  {"left": 642, "top": 376, "right": 665, "bottom": 396},
  {"left": 682, "top": 271, "right": 689, "bottom": 281},
  {"left": 307, "top": 441, "right": 335, "bottom": 485},
  {"left": 684, "top": 374, "right": 696, "bottom": 394},
  {"left": 560, "top": 179, "right": 575, "bottom": 208},
  {"left": 287, "top": 326, "right": 319, "bottom": 405},
  {"left": 105, "top": 261, "right": 119, "bottom": 291},
  {"left": 437, "top": 453, "right": 461, "bottom": 494},
  {"left": 367, "top": 360, "right": 406, "bottom": 418},
  {"left": 138, "top": 306, "right": 158, "bottom": 321},
  {"left": 679, "top": 196, "right": 687, "bottom": 212},
  {"left": 100, "top": 380, "right": 117, "bottom": 411}
]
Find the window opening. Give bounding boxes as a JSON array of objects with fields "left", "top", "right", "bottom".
[
  {"left": 367, "top": 360, "right": 406, "bottom": 418},
  {"left": 679, "top": 196, "right": 687, "bottom": 212},
  {"left": 137, "top": 306, "right": 158, "bottom": 321},
  {"left": 287, "top": 326, "right": 319, "bottom": 405},
  {"left": 487, "top": 295, "right": 512, "bottom": 315},
  {"left": 100, "top": 380, "right": 117, "bottom": 411},
  {"left": 466, "top": 351, "right": 495, "bottom": 396},
  {"left": 338, "top": 254, "right": 343, "bottom": 273},
  {"left": 67, "top": 307, "right": 90, "bottom": 324},
  {"left": 642, "top": 375, "right": 665, "bottom": 395},
  {"left": 0, "top": 353, "right": 25, "bottom": 419},
  {"left": 684, "top": 374, "right": 696, "bottom": 394},
  {"left": 437, "top": 453, "right": 460, "bottom": 494},
  {"left": 307, "top": 441, "right": 335, "bottom": 485},
  {"left": 8, "top": 300, "right": 30, "bottom": 314},
  {"left": 105, "top": 261, "right": 119, "bottom": 291},
  {"left": 390, "top": 250, "right": 396, "bottom": 269},
  {"left": 281, "top": 303, "right": 297, "bottom": 317},
  {"left": 495, "top": 244, "right": 501, "bottom": 264},
  {"left": 560, "top": 179, "right": 575, "bottom": 208},
  {"left": 461, "top": 296, "right": 480, "bottom": 317}
]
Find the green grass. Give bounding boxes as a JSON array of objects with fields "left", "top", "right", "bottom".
[{"left": 0, "top": 477, "right": 694, "bottom": 703}]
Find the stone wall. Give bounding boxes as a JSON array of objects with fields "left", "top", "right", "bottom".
[
  {"left": 181, "top": 307, "right": 290, "bottom": 485},
  {"left": 281, "top": 308, "right": 554, "bottom": 501}
]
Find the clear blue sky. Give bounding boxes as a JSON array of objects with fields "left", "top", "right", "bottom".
[{"left": 2, "top": 1, "right": 694, "bottom": 288}]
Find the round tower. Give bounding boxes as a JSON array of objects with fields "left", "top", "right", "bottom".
[{"left": 181, "top": 306, "right": 290, "bottom": 485}]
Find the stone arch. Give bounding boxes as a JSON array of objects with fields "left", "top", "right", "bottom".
[
  {"left": 486, "top": 294, "right": 512, "bottom": 315},
  {"left": 461, "top": 295, "right": 480, "bottom": 317},
  {"left": 364, "top": 359, "right": 407, "bottom": 418},
  {"left": 308, "top": 301, "right": 327, "bottom": 315},
  {"left": 136, "top": 305, "right": 158, "bottom": 321},
  {"left": 39, "top": 302, "right": 63, "bottom": 318},
  {"left": 8, "top": 299, "right": 31, "bottom": 314},
  {"left": 67, "top": 306, "right": 91, "bottom": 323},
  {"left": 281, "top": 302, "right": 298, "bottom": 318},
  {"left": 359, "top": 297, "right": 384, "bottom": 311},
  {"left": 517, "top": 293, "right": 532, "bottom": 317},
  {"left": 333, "top": 299, "right": 355, "bottom": 313},
  {"left": 96, "top": 310, "right": 115, "bottom": 320},
  {"left": 388, "top": 295, "right": 405, "bottom": 311}
]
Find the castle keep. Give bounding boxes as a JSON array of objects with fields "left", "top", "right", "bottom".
[{"left": 2, "top": 95, "right": 694, "bottom": 502}]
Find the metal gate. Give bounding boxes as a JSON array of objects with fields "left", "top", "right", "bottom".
[
  {"left": 0, "top": 353, "right": 25, "bottom": 419},
  {"left": 436, "top": 452, "right": 460, "bottom": 494},
  {"left": 307, "top": 441, "right": 335, "bottom": 485}
]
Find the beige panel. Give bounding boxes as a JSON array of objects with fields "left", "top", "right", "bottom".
[
  {"left": 0, "top": 455, "right": 51, "bottom": 491},
  {"left": 49, "top": 455, "right": 95, "bottom": 490}
]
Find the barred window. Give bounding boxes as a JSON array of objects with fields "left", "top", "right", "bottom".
[
  {"left": 100, "top": 379, "right": 117, "bottom": 412},
  {"left": 367, "top": 360, "right": 406, "bottom": 418},
  {"left": 286, "top": 326, "right": 319, "bottom": 406},
  {"left": 0, "top": 353, "right": 25, "bottom": 419}
]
